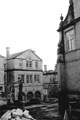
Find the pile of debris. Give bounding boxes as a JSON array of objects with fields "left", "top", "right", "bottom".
[{"left": 1, "top": 108, "right": 36, "bottom": 120}]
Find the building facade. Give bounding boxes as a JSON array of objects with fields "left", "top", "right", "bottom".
[
  {"left": 43, "top": 70, "right": 58, "bottom": 98},
  {"left": 57, "top": 0, "right": 80, "bottom": 98},
  {"left": 0, "top": 55, "right": 5, "bottom": 94},
  {"left": 5, "top": 49, "right": 43, "bottom": 102}
]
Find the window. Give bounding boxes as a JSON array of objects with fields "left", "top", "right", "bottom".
[
  {"left": 26, "top": 60, "right": 28, "bottom": 67},
  {"left": 30, "top": 75, "right": 32, "bottom": 83},
  {"left": 34, "top": 75, "right": 40, "bottom": 83},
  {"left": 0, "top": 87, "right": 2, "bottom": 91},
  {"left": 26, "top": 75, "right": 29, "bottom": 83},
  {"left": 35, "top": 61, "right": 38, "bottom": 68},
  {"left": 50, "top": 77, "right": 55, "bottom": 83},
  {"left": 18, "top": 74, "right": 24, "bottom": 83},
  {"left": 4, "top": 64, "right": 7, "bottom": 69},
  {"left": 19, "top": 60, "right": 23, "bottom": 67},
  {"left": 26, "top": 60, "right": 32, "bottom": 67},
  {"left": 29, "top": 61, "right": 32, "bottom": 67},
  {"left": 65, "top": 29, "right": 75, "bottom": 51},
  {"left": 26, "top": 75, "right": 32, "bottom": 83},
  {"left": 4, "top": 75, "right": 6, "bottom": 82},
  {"left": 50, "top": 78, "right": 52, "bottom": 83}
]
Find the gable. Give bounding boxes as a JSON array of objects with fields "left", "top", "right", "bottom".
[
  {"left": 63, "top": 1, "right": 74, "bottom": 26},
  {"left": 16, "top": 49, "right": 42, "bottom": 61},
  {"left": 63, "top": 0, "right": 80, "bottom": 27}
]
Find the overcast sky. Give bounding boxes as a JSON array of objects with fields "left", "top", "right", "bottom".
[{"left": 0, "top": 0, "right": 69, "bottom": 70}]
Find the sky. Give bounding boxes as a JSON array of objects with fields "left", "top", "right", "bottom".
[{"left": 0, "top": 0, "right": 69, "bottom": 70}]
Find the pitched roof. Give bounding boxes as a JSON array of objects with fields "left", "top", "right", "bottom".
[
  {"left": 31, "top": 50, "right": 42, "bottom": 61},
  {"left": 8, "top": 49, "right": 42, "bottom": 61},
  {"left": 9, "top": 51, "right": 24, "bottom": 59}
]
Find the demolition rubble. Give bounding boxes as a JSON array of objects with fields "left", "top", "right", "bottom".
[{"left": 1, "top": 108, "right": 35, "bottom": 120}]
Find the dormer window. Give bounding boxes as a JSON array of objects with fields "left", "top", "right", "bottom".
[{"left": 65, "top": 28, "right": 75, "bottom": 52}]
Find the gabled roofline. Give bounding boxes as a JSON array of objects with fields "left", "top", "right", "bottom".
[
  {"left": 31, "top": 50, "right": 42, "bottom": 61},
  {"left": 8, "top": 49, "right": 42, "bottom": 61},
  {"left": 57, "top": 0, "right": 75, "bottom": 32}
]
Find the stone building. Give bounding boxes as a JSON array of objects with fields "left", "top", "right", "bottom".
[
  {"left": 0, "top": 55, "right": 5, "bottom": 94},
  {"left": 5, "top": 48, "right": 43, "bottom": 102},
  {"left": 57, "top": 0, "right": 80, "bottom": 99},
  {"left": 43, "top": 70, "right": 58, "bottom": 98}
]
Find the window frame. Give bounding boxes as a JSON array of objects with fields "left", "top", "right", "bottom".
[
  {"left": 26, "top": 60, "right": 32, "bottom": 68},
  {"left": 64, "top": 26, "right": 75, "bottom": 52},
  {"left": 35, "top": 61, "right": 38, "bottom": 68},
  {"left": 26, "top": 74, "right": 33, "bottom": 83},
  {"left": 34, "top": 74, "right": 40, "bottom": 83}
]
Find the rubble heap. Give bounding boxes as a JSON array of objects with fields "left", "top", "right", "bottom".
[{"left": 1, "top": 108, "right": 36, "bottom": 120}]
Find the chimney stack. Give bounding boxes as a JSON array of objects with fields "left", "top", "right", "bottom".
[
  {"left": 44, "top": 65, "right": 47, "bottom": 72},
  {"left": 6, "top": 47, "right": 10, "bottom": 59}
]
